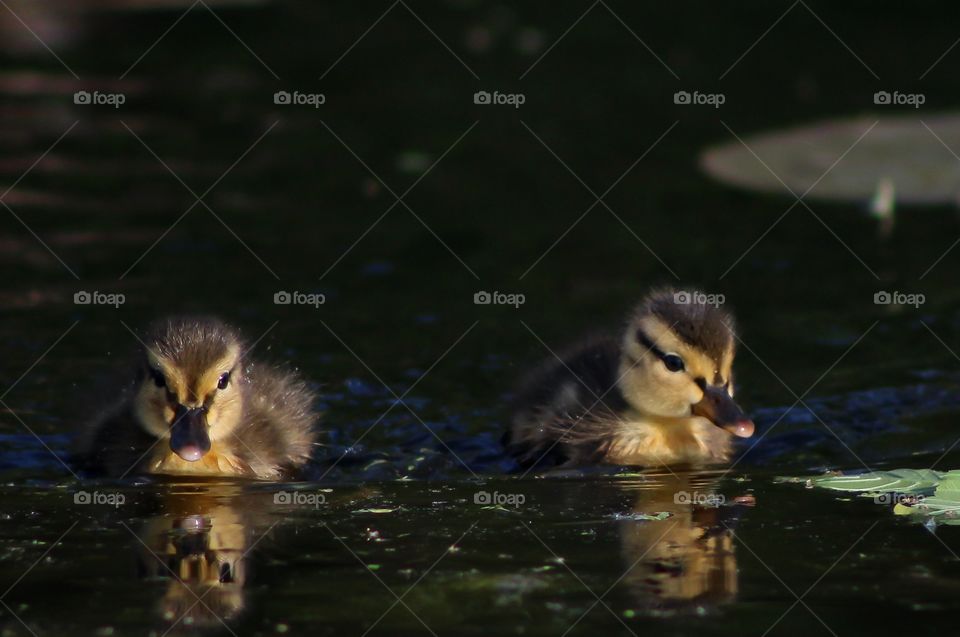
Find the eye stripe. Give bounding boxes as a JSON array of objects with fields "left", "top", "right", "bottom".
[
  {"left": 148, "top": 367, "right": 166, "bottom": 388},
  {"left": 636, "top": 330, "right": 667, "bottom": 360},
  {"left": 636, "top": 330, "right": 685, "bottom": 372}
]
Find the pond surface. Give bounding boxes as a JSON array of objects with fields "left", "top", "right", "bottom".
[{"left": 3, "top": 1, "right": 960, "bottom": 635}]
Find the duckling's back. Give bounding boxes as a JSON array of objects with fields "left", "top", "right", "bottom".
[
  {"left": 233, "top": 362, "right": 320, "bottom": 478},
  {"left": 505, "top": 333, "right": 628, "bottom": 469}
]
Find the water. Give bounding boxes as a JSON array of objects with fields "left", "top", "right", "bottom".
[{"left": 3, "top": 1, "right": 960, "bottom": 634}]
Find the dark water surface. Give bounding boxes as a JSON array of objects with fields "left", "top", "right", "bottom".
[{"left": 4, "top": 1, "right": 960, "bottom": 635}]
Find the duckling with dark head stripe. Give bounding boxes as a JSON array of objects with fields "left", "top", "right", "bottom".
[
  {"left": 505, "top": 289, "right": 754, "bottom": 469},
  {"left": 78, "top": 317, "right": 320, "bottom": 479}
]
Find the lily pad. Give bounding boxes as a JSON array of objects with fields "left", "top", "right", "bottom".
[
  {"left": 808, "top": 469, "right": 943, "bottom": 494},
  {"left": 611, "top": 511, "right": 672, "bottom": 521},
  {"left": 932, "top": 470, "right": 960, "bottom": 500},
  {"left": 790, "top": 468, "right": 960, "bottom": 527},
  {"left": 898, "top": 471, "right": 960, "bottom": 524},
  {"left": 701, "top": 113, "right": 960, "bottom": 205}
]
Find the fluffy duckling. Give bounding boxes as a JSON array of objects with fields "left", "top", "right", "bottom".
[
  {"left": 505, "top": 289, "right": 754, "bottom": 469},
  {"left": 79, "top": 317, "right": 319, "bottom": 479}
]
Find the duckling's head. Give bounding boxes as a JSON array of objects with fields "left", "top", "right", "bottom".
[
  {"left": 133, "top": 317, "right": 245, "bottom": 462},
  {"left": 618, "top": 289, "right": 754, "bottom": 438}
]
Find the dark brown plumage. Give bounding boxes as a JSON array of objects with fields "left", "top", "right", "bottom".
[
  {"left": 145, "top": 317, "right": 239, "bottom": 383},
  {"left": 639, "top": 288, "right": 735, "bottom": 363}
]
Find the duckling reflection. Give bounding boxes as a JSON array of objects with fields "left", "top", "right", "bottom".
[
  {"left": 135, "top": 485, "right": 261, "bottom": 631},
  {"left": 616, "top": 473, "right": 751, "bottom": 612}
]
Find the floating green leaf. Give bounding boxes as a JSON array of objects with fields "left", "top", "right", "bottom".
[
  {"left": 612, "top": 511, "right": 671, "bottom": 521},
  {"left": 898, "top": 471, "right": 960, "bottom": 525},
  {"left": 789, "top": 468, "right": 960, "bottom": 528},
  {"left": 700, "top": 113, "right": 960, "bottom": 206},
  {"left": 931, "top": 470, "right": 960, "bottom": 500},
  {"left": 807, "top": 469, "right": 943, "bottom": 495}
]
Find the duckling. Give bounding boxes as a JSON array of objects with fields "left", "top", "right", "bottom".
[
  {"left": 505, "top": 289, "right": 754, "bottom": 469},
  {"left": 78, "top": 316, "right": 319, "bottom": 479}
]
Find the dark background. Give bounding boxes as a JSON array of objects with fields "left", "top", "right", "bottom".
[{"left": 3, "top": 2, "right": 960, "bottom": 635}]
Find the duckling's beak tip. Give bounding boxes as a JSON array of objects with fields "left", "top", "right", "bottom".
[
  {"left": 173, "top": 446, "right": 205, "bottom": 462},
  {"left": 725, "top": 420, "right": 755, "bottom": 438}
]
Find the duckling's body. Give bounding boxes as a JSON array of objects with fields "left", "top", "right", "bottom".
[
  {"left": 505, "top": 289, "right": 754, "bottom": 469},
  {"left": 78, "top": 317, "right": 319, "bottom": 480}
]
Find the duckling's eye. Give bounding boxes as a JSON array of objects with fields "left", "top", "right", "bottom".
[
  {"left": 217, "top": 372, "right": 230, "bottom": 390},
  {"left": 149, "top": 368, "right": 166, "bottom": 388},
  {"left": 662, "top": 354, "right": 685, "bottom": 373}
]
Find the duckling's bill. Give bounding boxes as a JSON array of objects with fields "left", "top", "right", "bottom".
[
  {"left": 170, "top": 405, "right": 212, "bottom": 462},
  {"left": 691, "top": 385, "right": 755, "bottom": 438}
]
